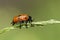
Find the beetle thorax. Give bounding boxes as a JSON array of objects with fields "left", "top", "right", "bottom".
[{"left": 18, "top": 15, "right": 28, "bottom": 21}]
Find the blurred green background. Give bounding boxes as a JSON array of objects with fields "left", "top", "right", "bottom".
[{"left": 0, "top": 0, "right": 60, "bottom": 40}]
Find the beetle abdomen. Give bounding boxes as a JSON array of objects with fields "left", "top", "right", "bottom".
[{"left": 13, "top": 16, "right": 19, "bottom": 23}]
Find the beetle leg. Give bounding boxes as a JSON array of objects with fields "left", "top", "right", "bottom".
[
  {"left": 28, "top": 16, "right": 33, "bottom": 27},
  {"left": 11, "top": 21, "right": 15, "bottom": 26},
  {"left": 20, "top": 22, "right": 22, "bottom": 29},
  {"left": 25, "top": 21, "right": 28, "bottom": 28},
  {"left": 29, "top": 21, "right": 33, "bottom": 27}
]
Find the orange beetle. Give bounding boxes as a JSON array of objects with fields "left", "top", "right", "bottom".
[{"left": 11, "top": 14, "right": 33, "bottom": 29}]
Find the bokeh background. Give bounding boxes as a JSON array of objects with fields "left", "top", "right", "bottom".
[{"left": 0, "top": 0, "right": 60, "bottom": 40}]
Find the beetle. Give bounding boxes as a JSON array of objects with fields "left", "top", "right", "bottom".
[{"left": 11, "top": 14, "right": 33, "bottom": 29}]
